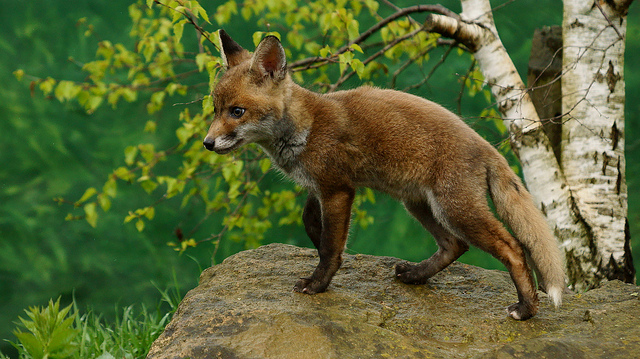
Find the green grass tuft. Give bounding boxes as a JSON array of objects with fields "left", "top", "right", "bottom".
[{"left": 2, "top": 287, "right": 180, "bottom": 359}]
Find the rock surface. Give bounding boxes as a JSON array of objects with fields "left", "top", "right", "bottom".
[{"left": 147, "top": 243, "right": 640, "bottom": 358}]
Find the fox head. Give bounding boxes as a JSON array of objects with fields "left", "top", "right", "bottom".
[{"left": 203, "top": 30, "right": 290, "bottom": 154}]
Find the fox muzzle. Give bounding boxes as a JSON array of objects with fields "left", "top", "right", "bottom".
[{"left": 203, "top": 136, "right": 216, "bottom": 151}]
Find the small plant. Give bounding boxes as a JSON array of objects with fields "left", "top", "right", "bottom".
[
  {"left": 10, "top": 298, "right": 80, "bottom": 359},
  {"left": 3, "top": 294, "right": 177, "bottom": 359}
]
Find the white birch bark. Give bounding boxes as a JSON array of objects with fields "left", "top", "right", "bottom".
[
  {"left": 561, "top": 0, "right": 633, "bottom": 289},
  {"left": 456, "top": 1, "right": 586, "bottom": 256},
  {"left": 426, "top": 0, "right": 634, "bottom": 290}
]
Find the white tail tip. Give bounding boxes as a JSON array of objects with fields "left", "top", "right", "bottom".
[{"left": 548, "top": 286, "right": 563, "bottom": 308}]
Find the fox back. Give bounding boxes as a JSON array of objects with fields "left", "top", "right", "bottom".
[{"left": 204, "top": 30, "right": 565, "bottom": 321}]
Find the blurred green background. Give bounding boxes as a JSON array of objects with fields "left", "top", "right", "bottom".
[{"left": 0, "top": 0, "right": 638, "bottom": 355}]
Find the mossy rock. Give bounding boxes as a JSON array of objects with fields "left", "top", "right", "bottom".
[{"left": 148, "top": 244, "right": 640, "bottom": 358}]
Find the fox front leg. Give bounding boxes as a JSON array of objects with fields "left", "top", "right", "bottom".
[
  {"left": 294, "top": 189, "right": 355, "bottom": 294},
  {"left": 301, "top": 194, "right": 322, "bottom": 250}
]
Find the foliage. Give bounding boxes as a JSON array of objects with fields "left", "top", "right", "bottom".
[
  {"left": 9, "top": 299, "right": 79, "bottom": 359},
  {"left": 15, "top": 0, "right": 495, "bottom": 255},
  {"left": 4, "top": 295, "right": 176, "bottom": 359}
]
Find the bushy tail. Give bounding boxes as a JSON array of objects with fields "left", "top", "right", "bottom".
[{"left": 488, "top": 161, "right": 565, "bottom": 307}]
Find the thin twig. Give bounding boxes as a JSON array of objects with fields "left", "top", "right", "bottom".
[
  {"left": 455, "top": 59, "right": 477, "bottom": 115},
  {"left": 403, "top": 41, "right": 456, "bottom": 92},
  {"left": 290, "top": 4, "right": 457, "bottom": 71},
  {"left": 594, "top": 1, "right": 624, "bottom": 40},
  {"left": 329, "top": 26, "right": 426, "bottom": 91}
]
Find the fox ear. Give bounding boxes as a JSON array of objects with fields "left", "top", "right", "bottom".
[
  {"left": 219, "top": 29, "right": 250, "bottom": 68},
  {"left": 250, "top": 36, "right": 287, "bottom": 81}
]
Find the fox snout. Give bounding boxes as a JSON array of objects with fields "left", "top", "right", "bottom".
[
  {"left": 203, "top": 132, "right": 243, "bottom": 154},
  {"left": 203, "top": 136, "right": 216, "bottom": 151}
]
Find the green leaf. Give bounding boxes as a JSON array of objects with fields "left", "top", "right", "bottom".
[
  {"left": 319, "top": 45, "right": 331, "bottom": 58},
  {"left": 124, "top": 211, "right": 136, "bottom": 223},
  {"left": 113, "top": 167, "right": 133, "bottom": 181},
  {"left": 176, "top": 126, "right": 191, "bottom": 145},
  {"left": 48, "top": 316, "right": 77, "bottom": 352},
  {"left": 347, "top": 19, "right": 359, "bottom": 41},
  {"left": 196, "top": 53, "right": 210, "bottom": 72},
  {"left": 136, "top": 218, "right": 145, "bottom": 232},
  {"left": 124, "top": 145, "right": 139, "bottom": 165},
  {"left": 192, "top": 2, "right": 210, "bottom": 24},
  {"left": 13, "top": 332, "right": 44, "bottom": 359},
  {"left": 98, "top": 193, "right": 111, "bottom": 212},
  {"left": 259, "top": 158, "right": 271, "bottom": 173},
  {"left": 287, "top": 31, "right": 304, "bottom": 50},
  {"left": 252, "top": 32, "right": 264, "bottom": 47},
  {"left": 202, "top": 95, "right": 214, "bottom": 115},
  {"left": 350, "top": 43, "right": 363, "bottom": 53},
  {"left": 144, "top": 120, "right": 157, "bottom": 133},
  {"left": 148, "top": 91, "right": 166, "bottom": 114},
  {"left": 103, "top": 178, "right": 117, "bottom": 198},
  {"left": 138, "top": 143, "right": 156, "bottom": 162},
  {"left": 241, "top": 6, "right": 252, "bottom": 20},
  {"left": 39, "top": 77, "right": 56, "bottom": 95},
  {"left": 144, "top": 206, "right": 155, "bottom": 220},
  {"left": 84, "top": 202, "right": 98, "bottom": 227},
  {"left": 338, "top": 52, "right": 354, "bottom": 75},
  {"left": 173, "top": 21, "right": 185, "bottom": 44},
  {"left": 54, "top": 81, "right": 81, "bottom": 102},
  {"left": 140, "top": 179, "right": 158, "bottom": 194},
  {"left": 228, "top": 181, "right": 241, "bottom": 200},
  {"left": 365, "top": 188, "right": 376, "bottom": 204},
  {"left": 13, "top": 69, "right": 24, "bottom": 81},
  {"left": 350, "top": 58, "right": 365, "bottom": 79},
  {"left": 214, "top": 0, "right": 238, "bottom": 25},
  {"left": 222, "top": 160, "right": 244, "bottom": 182},
  {"left": 77, "top": 187, "right": 97, "bottom": 204}
]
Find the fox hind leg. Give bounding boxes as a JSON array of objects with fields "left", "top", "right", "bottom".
[
  {"left": 401, "top": 191, "right": 539, "bottom": 320},
  {"left": 450, "top": 207, "right": 539, "bottom": 320},
  {"left": 395, "top": 201, "right": 469, "bottom": 284}
]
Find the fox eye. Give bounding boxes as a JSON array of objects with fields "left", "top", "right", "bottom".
[{"left": 229, "top": 107, "right": 245, "bottom": 118}]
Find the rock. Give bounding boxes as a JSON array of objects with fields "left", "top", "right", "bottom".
[{"left": 147, "top": 243, "right": 640, "bottom": 359}]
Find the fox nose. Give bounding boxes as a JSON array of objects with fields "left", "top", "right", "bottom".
[{"left": 203, "top": 137, "right": 215, "bottom": 151}]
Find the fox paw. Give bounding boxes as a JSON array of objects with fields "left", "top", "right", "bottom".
[
  {"left": 395, "top": 262, "right": 428, "bottom": 285},
  {"left": 506, "top": 302, "right": 537, "bottom": 321},
  {"left": 294, "top": 277, "right": 328, "bottom": 295}
]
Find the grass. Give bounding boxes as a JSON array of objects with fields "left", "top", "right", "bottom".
[{"left": 1, "top": 285, "right": 181, "bottom": 359}]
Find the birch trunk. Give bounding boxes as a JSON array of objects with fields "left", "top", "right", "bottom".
[
  {"left": 561, "top": 0, "right": 634, "bottom": 290},
  {"left": 456, "top": 0, "right": 587, "bottom": 260},
  {"left": 425, "top": 0, "right": 634, "bottom": 290}
]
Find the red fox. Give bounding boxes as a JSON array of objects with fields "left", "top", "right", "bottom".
[{"left": 203, "top": 30, "right": 565, "bottom": 320}]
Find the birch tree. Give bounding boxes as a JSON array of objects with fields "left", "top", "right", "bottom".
[
  {"left": 426, "top": 0, "right": 634, "bottom": 290},
  {"left": 561, "top": 0, "right": 634, "bottom": 288}
]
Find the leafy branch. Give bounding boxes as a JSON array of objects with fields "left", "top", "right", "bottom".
[{"left": 16, "top": 0, "right": 492, "bottom": 255}]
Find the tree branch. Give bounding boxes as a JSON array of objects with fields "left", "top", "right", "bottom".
[
  {"left": 424, "top": 13, "right": 485, "bottom": 52},
  {"left": 329, "top": 26, "right": 426, "bottom": 91},
  {"left": 290, "top": 4, "right": 458, "bottom": 71}
]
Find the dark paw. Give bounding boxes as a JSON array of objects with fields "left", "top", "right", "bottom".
[
  {"left": 506, "top": 302, "right": 537, "bottom": 320},
  {"left": 395, "top": 262, "right": 428, "bottom": 285},
  {"left": 293, "top": 277, "right": 328, "bottom": 294}
]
